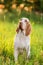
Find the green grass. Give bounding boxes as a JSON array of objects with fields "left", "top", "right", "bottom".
[{"left": 0, "top": 21, "right": 43, "bottom": 65}]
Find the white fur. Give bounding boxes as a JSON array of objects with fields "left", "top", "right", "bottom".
[{"left": 14, "top": 18, "right": 30, "bottom": 62}]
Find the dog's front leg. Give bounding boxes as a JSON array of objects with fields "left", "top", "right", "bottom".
[
  {"left": 26, "top": 46, "right": 30, "bottom": 59},
  {"left": 14, "top": 49, "right": 18, "bottom": 63}
]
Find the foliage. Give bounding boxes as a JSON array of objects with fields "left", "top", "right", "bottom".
[
  {"left": 0, "top": 11, "right": 43, "bottom": 23},
  {"left": 40, "top": 0, "right": 43, "bottom": 12},
  {"left": 0, "top": 0, "right": 43, "bottom": 12}
]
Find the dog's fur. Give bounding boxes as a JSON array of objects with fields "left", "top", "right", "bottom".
[{"left": 14, "top": 18, "right": 31, "bottom": 62}]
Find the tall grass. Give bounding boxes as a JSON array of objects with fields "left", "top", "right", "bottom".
[{"left": 0, "top": 21, "right": 43, "bottom": 65}]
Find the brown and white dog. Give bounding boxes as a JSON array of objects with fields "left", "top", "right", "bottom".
[{"left": 14, "top": 17, "right": 31, "bottom": 62}]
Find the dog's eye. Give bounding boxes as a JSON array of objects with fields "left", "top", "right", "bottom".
[{"left": 25, "top": 20, "right": 27, "bottom": 22}]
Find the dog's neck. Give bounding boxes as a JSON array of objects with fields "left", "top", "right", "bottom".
[{"left": 18, "top": 30, "right": 26, "bottom": 36}]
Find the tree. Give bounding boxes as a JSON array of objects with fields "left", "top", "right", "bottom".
[{"left": 0, "top": 0, "right": 43, "bottom": 12}]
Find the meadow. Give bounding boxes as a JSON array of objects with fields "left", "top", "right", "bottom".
[{"left": 0, "top": 21, "right": 43, "bottom": 65}]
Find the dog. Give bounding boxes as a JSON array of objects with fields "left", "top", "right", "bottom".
[{"left": 14, "top": 17, "right": 31, "bottom": 62}]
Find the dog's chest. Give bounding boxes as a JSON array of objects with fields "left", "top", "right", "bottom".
[
  {"left": 18, "top": 32, "right": 26, "bottom": 44},
  {"left": 19, "top": 32, "right": 25, "bottom": 42},
  {"left": 15, "top": 32, "right": 29, "bottom": 48}
]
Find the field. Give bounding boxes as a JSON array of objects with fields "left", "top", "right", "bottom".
[{"left": 0, "top": 21, "right": 43, "bottom": 65}]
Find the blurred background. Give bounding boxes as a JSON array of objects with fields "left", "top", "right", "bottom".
[
  {"left": 0, "top": 0, "right": 43, "bottom": 65},
  {"left": 0, "top": 0, "right": 43, "bottom": 23}
]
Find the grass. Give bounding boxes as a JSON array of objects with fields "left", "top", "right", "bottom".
[{"left": 0, "top": 21, "right": 43, "bottom": 65}]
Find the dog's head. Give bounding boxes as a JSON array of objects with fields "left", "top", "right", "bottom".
[{"left": 16, "top": 17, "right": 31, "bottom": 36}]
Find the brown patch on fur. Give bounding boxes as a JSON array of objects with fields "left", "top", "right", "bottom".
[
  {"left": 16, "top": 22, "right": 23, "bottom": 33},
  {"left": 16, "top": 27, "right": 19, "bottom": 33},
  {"left": 25, "top": 22, "right": 31, "bottom": 36}
]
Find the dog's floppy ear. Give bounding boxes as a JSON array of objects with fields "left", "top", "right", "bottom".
[
  {"left": 16, "top": 23, "right": 20, "bottom": 33},
  {"left": 16, "top": 27, "right": 19, "bottom": 33},
  {"left": 25, "top": 22, "right": 31, "bottom": 36}
]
